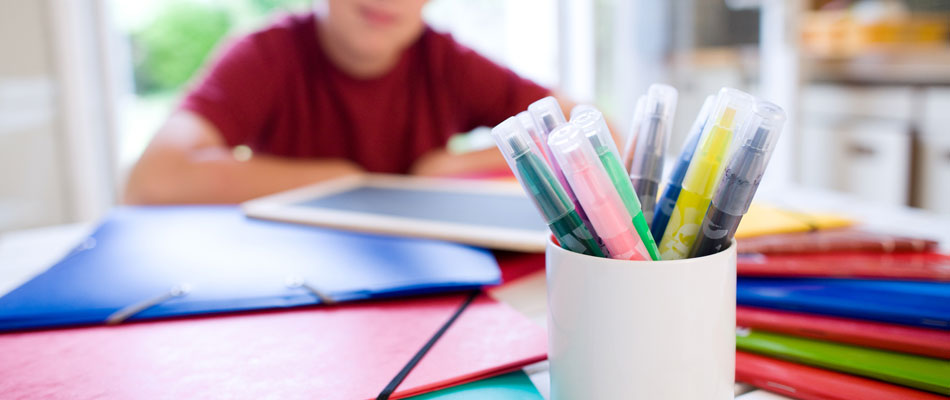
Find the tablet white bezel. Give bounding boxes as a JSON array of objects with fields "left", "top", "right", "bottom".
[{"left": 242, "top": 174, "right": 547, "bottom": 252}]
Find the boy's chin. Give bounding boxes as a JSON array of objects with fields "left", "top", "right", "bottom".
[{"left": 352, "top": 37, "right": 412, "bottom": 59}]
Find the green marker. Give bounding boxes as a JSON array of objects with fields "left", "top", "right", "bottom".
[
  {"left": 491, "top": 117, "right": 603, "bottom": 257},
  {"left": 570, "top": 106, "right": 661, "bottom": 260}
]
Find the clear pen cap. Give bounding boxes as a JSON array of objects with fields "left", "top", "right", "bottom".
[
  {"left": 528, "top": 96, "right": 567, "bottom": 137},
  {"left": 737, "top": 99, "right": 786, "bottom": 161},
  {"left": 491, "top": 116, "right": 542, "bottom": 169},
  {"left": 621, "top": 95, "right": 647, "bottom": 170},
  {"left": 547, "top": 123, "right": 600, "bottom": 176},
  {"left": 630, "top": 84, "right": 678, "bottom": 179},
  {"left": 516, "top": 111, "right": 541, "bottom": 140},
  {"left": 713, "top": 99, "right": 787, "bottom": 216},
  {"left": 516, "top": 111, "right": 547, "bottom": 158},
  {"left": 569, "top": 105, "right": 620, "bottom": 159},
  {"left": 641, "top": 84, "right": 678, "bottom": 124},
  {"left": 697, "top": 87, "right": 755, "bottom": 158}
]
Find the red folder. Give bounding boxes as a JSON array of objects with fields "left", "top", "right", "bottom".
[
  {"left": 737, "top": 228, "right": 938, "bottom": 255},
  {"left": 737, "top": 251, "right": 950, "bottom": 281},
  {"left": 736, "top": 351, "right": 946, "bottom": 400},
  {"left": 737, "top": 306, "right": 950, "bottom": 359},
  {"left": 0, "top": 293, "right": 546, "bottom": 400}
]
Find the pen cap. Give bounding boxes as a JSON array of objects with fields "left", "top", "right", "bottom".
[
  {"left": 621, "top": 95, "right": 647, "bottom": 171},
  {"left": 547, "top": 123, "right": 602, "bottom": 179},
  {"left": 491, "top": 117, "right": 574, "bottom": 222},
  {"left": 549, "top": 123, "right": 644, "bottom": 260},
  {"left": 669, "top": 95, "right": 716, "bottom": 184},
  {"left": 492, "top": 116, "right": 538, "bottom": 166},
  {"left": 630, "top": 84, "right": 678, "bottom": 180},
  {"left": 738, "top": 99, "right": 785, "bottom": 167},
  {"left": 517, "top": 111, "right": 547, "bottom": 156},
  {"left": 642, "top": 84, "right": 678, "bottom": 127},
  {"left": 569, "top": 105, "right": 620, "bottom": 159},
  {"left": 713, "top": 100, "right": 786, "bottom": 215},
  {"left": 528, "top": 96, "right": 567, "bottom": 139},
  {"left": 680, "top": 88, "right": 754, "bottom": 195},
  {"left": 697, "top": 88, "right": 755, "bottom": 161}
]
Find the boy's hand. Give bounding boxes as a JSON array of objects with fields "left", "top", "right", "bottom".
[{"left": 409, "top": 148, "right": 507, "bottom": 177}]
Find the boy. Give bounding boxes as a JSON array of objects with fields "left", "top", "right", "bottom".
[{"left": 124, "top": 0, "right": 578, "bottom": 204}]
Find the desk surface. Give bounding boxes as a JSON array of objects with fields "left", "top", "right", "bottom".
[{"left": 3, "top": 185, "right": 947, "bottom": 399}]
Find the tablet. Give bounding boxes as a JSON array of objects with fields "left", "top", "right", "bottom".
[{"left": 242, "top": 174, "right": 549, "bottom": 252}]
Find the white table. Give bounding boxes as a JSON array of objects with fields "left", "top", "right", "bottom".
[{"left": 3, "top": 186, "right": 947, "bottom": 399}]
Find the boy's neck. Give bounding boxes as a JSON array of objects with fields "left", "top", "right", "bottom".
[{"left": 316, "top": 17, "right": 403, "bottom": 79}]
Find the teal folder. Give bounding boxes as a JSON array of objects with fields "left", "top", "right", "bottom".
[{"left": 408, "top": 371, "right": 543, "bottom": 399}]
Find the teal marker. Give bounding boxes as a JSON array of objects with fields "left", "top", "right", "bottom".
[
  {"left": 570, "top": 105, "right": 661, "bottom": 260},
  {"left": 491, "top": 117, "right": 603, "bottom": 256}
]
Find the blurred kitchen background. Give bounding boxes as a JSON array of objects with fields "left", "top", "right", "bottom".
[{"left": 1, "top": 0, "right": 949, "bottom": 232}]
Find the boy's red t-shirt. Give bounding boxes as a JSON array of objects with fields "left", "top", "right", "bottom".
[{"left": 181, "top": 13, "right": 549, "bottom": 174}]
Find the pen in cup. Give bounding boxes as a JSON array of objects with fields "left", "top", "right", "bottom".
[
  {"left": 529, "top": 96, "right": 604, "bottom": 254},
  {"left": 516, "top": 111, "right": 550, "bottom": 164},
  {"left": 621, "top": 95, "right": 647, "bottom": 172},
  {"left": 658, "top": 88, "right": 754, "bottom": 260},
  {"left": 651, "top": 95, "right": 715, "bottom": 243},
  {"left": 570, "top": 105, "right": 661, "bottom": 260},
  {"left": 628, "top": 84, "right": 678, "bottom": 228},
  {"left": 690, "top": 100, "right": 786, "bottom": 258},
  {"left": 548, "top": 124, "right": 651, "bottom": 261},
  {"left": 491, "top": 117, "right": 604, "bottom": 257}
]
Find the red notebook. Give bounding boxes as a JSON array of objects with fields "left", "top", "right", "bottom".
[
  {"left": 736, "top": 351, "right": 946, "bottom": 400},
  {"left": 737, "top": 229, "right": 938, "bottom": 255},
  {"left": 737, "top": 306, "right": 950, "bottom": 359},
  {"left": 737, "top": 251, "right": 950, "bottom": 281},
  {"left": 0, "top": 293, "right": 546, "bottom": 400}
]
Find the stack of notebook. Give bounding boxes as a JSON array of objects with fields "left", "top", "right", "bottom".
[
  {"left": 733, "top": 205, "right": 950, "bottom": 398},
  {"left": 0, "top": 206, "right": 548, "bottom": 399}
]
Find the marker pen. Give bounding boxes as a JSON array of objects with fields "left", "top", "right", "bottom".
[
  {"left": 658, "top": 88, "right": 754, "bottom": 260},
  {"left": 490, "top": 117, "right": 603, "bottom": 256},
  {"left": 621, "top": 95, "right": 647, "bottom": 172},
  {"left": 516, "top": 111, "right": 550, "bottom": 164},
  {"left": 570, "top": 105, "right": 661, "bottom": 260},
  {"left": 629, "top": 84, "right": 678, "bottom": 227},
  {"left": 528, "top": 96, "right": 603, "bottom": 253},
  {"left": 547, "top": 124, "right": 650, "bottom": 261},
  {"left": 651, "top": 95, "right": 715, "bottom": 243},
  {"left": 690, "top": 100, "right": 786, "bottom": 257}
]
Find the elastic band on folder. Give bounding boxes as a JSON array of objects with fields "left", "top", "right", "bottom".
[
  {"left": 285, "top": 277, "right": 336, "bottom": 305},
  {"left": 106, "top": 284, "right": 191, "bottom": 325},
  {"left": 376, "top": 290, "right": 480, "bottom": 400}
]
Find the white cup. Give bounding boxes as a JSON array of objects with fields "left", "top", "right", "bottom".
[{"left": 546, "top": 237, "right": 737, "bottom": 399}]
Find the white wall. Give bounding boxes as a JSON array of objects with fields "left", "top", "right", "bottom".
[
  {"left": 0, "top": 1, "right": 70, "bottom": 231},
  {"left": 0, "top": 0, "right": 116, "bottom": 232}
]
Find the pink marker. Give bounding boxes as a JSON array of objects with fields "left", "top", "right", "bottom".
[{"left": 548, "top": 123, "right": 651, "bottom": 261}]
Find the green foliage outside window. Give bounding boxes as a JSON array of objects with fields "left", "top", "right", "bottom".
[{"left": 130, "top": 0, "right": 311, "bottom": 95}]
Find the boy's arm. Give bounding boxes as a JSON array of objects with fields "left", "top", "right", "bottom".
[
  {"left": 410, "top": 92, "right": 624, "bottom": 177},
  {"left": 123, "top": 111, "right": 363, "bottom": 205}
]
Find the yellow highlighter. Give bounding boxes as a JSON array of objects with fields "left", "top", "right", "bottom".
[{"left": 658, "top": 88, "right": 754, "bottom": 260}]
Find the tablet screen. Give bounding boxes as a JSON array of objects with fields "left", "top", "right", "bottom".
[{"left": 296, "top": 186, "right": 547, "bottom": 231}]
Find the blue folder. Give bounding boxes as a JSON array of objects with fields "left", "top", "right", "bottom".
[
  {"left": 737, "top": 277, "right": 950, "bottom": 330},
  {"left": 0, "top": 206, "right": 500, "bottom": 332}
]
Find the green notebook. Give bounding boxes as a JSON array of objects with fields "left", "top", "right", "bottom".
[
  {"left": 407, "top": 371, "right": 543, "bottom": 399},
  {"left": 737, "top": 328, "right": 950, "bottom": 395}
]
